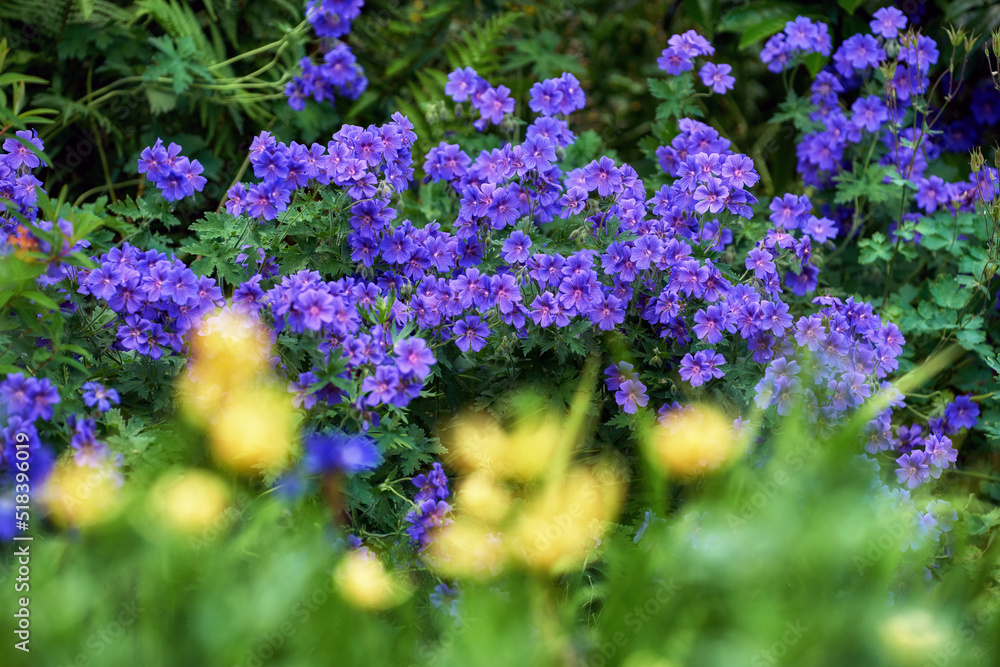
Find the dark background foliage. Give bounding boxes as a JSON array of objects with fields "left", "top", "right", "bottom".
[{"left": 4, "top": 0, "right": 998, "bottom": 212}]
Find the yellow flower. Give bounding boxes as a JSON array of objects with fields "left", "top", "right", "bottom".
[
  {"left": 40, "top": 459, "right": 121, "bottom": 529},
  {"left": 148, "top": 469, "right": 231, "bottom": 536},
  {"left": 335, "top": 551, "right": 411, "bottom": 610},
  {"left": 210, "top": 385, "right": 298, "bottom": 475},
  {"left": 649, "top": 404, "right": 742, "bottom": 477},
  {"left": 509, "top": 465, "right": 624, "bottom": 573}
]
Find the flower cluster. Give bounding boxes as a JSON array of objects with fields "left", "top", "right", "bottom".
[
  {"left": 286, "top": 1, "right": 367, "bottom": 109},
  {"left": 656, "top": 30, "right": 734, "bottom": 95},
  {"left": 136, "top": 139, "right": 207, "bottom": 202},
  {"left": 404, "top": 462, "right": 452, "bottom": 550},
  {"left": 772, "top": 13, "right": 999, "bottom": 219},
  {"left": 890, "top": 394, "right": 978, "bottom": 489},
  {"left": 303, "top": 429, "right": 381, "bottom": 475},
  {"left": 760, "top": 17, "right": 833, "bottom": 72},
  {"left": 77, "top": 242, "right": 224, "bottom": 358},
  {"left": 66, "top": 413, "right": 122, "bottom": 474},
  {"left": 444, "top": 67, "right": 518, "bottom": 131},
  {"left": 306, "top": 0, "right": 364, "bottom": 39},
  {"left": 226, "top": 115, "right": 415, "bottom": 223},
  {"left": 252, "top": 266, "right": 437, "bottom": 411},
  {"left": 0, "top": 373, "right": 60, "bottom": 490},
  {"left": 0, "top": 129, "right": 45, "bottom": 228},
  {"left": 285, "top": 44, "right": 367, "bottom": 110},
  {"left": 1, "top": 131, "right": 89, "bottom": 282}
]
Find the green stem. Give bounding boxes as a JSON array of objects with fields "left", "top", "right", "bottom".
[
  {"left": 72, "top": 179, "right": 142, "bottom": 208},
  {"left": 207, "top": 22, "right": 308, "bottom": 71}
]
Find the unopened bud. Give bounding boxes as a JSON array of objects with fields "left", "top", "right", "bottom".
[
  {"left": 945, "top": 25, "right": 965, "bottom": 48},
  {"left": 970, "top": 148, "right": 985, "bottom": 174}
]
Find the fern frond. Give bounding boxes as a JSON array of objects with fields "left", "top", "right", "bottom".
[
  {"left": 136, "top": 0, "right": 227, "bottom": 73},
  {"left": 444, "top": 12, "right": 520, "bottom": 75}
]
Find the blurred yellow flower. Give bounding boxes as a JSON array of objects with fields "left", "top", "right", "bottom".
[
  {"left": 649, "top": 404, "right": 742, "bottom": 477},
  {"left": 40, "top": 459, "right": 121, "bottom": 529},
  {"left": 455, "top": 471, "right": 513, "bottom": 524},
  {"left": 179, "top": 307, "right": 276, "bottom": 426},
  {"left": 335, "top": 550, "right": 411, "bottom": 610},
  {"left": 879, "top": 609, "right": 951, "bottom": 664},
  {"left": 444, "top": 409, "right": 568, "bottom": 481},
  {"left": 148, "top": 468, "right": 231, "bottom": 536},
  {"left": 509, "top": 464, "right": 624, "bottom": 573},
  {"left": 426, "top": 517, "right": 506, "bottom": 579},
  {"left": 210, "top": 385, "right": 298, "bottom": 475}
]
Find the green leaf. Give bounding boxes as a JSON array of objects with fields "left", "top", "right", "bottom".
[
  {"left": 144, "top": 35, "right": 213, "bottom": 94},
  {"left": 802, "top": 53, "right": 828, "bottom": 76},
  {"left": 146, "top": 88, "right": 177, "bottom": 115},
  {"left": 738, "top": 16, "right": 790, "bottom": 49},
  {"left": 834, "top": 165, "right": 896, "bottom": 205},
  {"left": 837, "top": 0, "right": 866, "bottom": 13},
  {"left": 965, "top": 508, "right": 1000, "bottom": 536},
  {"left": 683, "top": 0, "right": 721, "bottom": 32},
  {"left": 0, "top": 72, "right": 48, "bottom": 86},
  {"left": 929, "top": 277, "right": 970, "bottom": 310},
  {"left": 857, "top": 232, "right": 893, "bottom": 264}
]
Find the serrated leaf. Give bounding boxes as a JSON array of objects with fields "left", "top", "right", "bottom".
[{"left": 929, "top": 277, "right": 969, "bottom": 310}]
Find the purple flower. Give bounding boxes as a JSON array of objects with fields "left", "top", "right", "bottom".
[
  {"left": 589, "top": 293, "right": 625, "bottom": 331},
  {"left": 899, "top": 35, "right": 939, "bottom": 73},
  {"left": 615, "top": 379, "right": 649, "bottom": 414},
  {"left": 445, "top": 67, "right": 482, "bottom": 102},
  {"left": 784, "top": 17, "right": 819, "bottom": 50},
  {"left": 295, "top": 289, "right": 335, "bottom": 331},
  {"left": 478, "top": 84, "right": 515, "bottom": 125},
  {"left": 81, "top": 382, "right": 120, "bottom": 413},
  {"left": 745, "top": 248, "right": 776, "bottom": 279},
  {"left": 839, "top": 34, "right": 886, "bottom": 71},
  {"left": 803, "top": 216, "right": 838, "bottom": 243},
  {"left": 793, "top": 315, "right": 824, "bottom": 350},
  {"left": 24, "top": 377, "right": 61, "bottom": 422},
  {"left": 759, "top": 301, "right": 793, "bottom": 336},
  {"left": 394, "top": 337, "right": 436, "bottom": 379},
  {"left": 413, "top": 462, "right": 450, "bottom": 502},
  {"left": 693, "top": 305, "right": 727, "bottom": 344},
  {"left": 493, "top": 274, "right": 522, "bottom": 314},
  {"left": 944, "top": 395, "right": 979, "bottom": 431},
  {"left": 679, "top": 350, "right": 725, "bottom": 387},
  {"left": 529, "top": 79, "right": 564, "bottom": 116},
  {"left": 453, "top": 316, "right": 489, "bottom": 352},
  {"left": 289, "top": 372, "right": 318, "bottom": 409},
  {"left": 924, "top": 434, "right": 958, "bottom": 471},
  {"left": 361, "top": 365, "right": 402, "bottom": 406},
  {"left": 0, "top": 373, "right": 33, "bottom": 417},
  {"left": 895, "top": 450, "right": 930, "bottom": 488},
  {"left": 501, "top": 231, "right": 532, "bottom": 264},
  {"left": 522, "top": 136, "right": 556, "bottom": 171},
  {"left": 657, "top": 47, "right": 693, "bottom": 75},
  {"left": 4, "top": 129, "right": 45, "bottom": 171},
  {"left": 698, "top": 62, "right": 735, "bottom": 94},
  {"left": 604, "top": 362, "right": 637, "bottom": 391},
  {"left": 225, "top": 183, "right": 248, "bottom": 216},
  {"left": 914, "top": 176, "right": 949, "bottom": 213},
  {"left": 870, "top": 7, "right": 906, "bottom": 38},
  {"left": 720, "top": 154, "right": 759, "bottom": 188},
  {"left": 769, "top": 194, "right": 808, "bottom": 229},
  {"left": 486, "top": 187, "right": 520, "bottom": 229},
  {"left": 583, "top": 157, "right": 623, "bottom": 197},
  {"left": 304, "top": 431, "right": 381, "bottom": 475},
  {"left": 693, "top": 176, "right": 729, "bottom": 214},
  {"left": 851, "top": 95, "right": 888, "bottom": 133}
]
